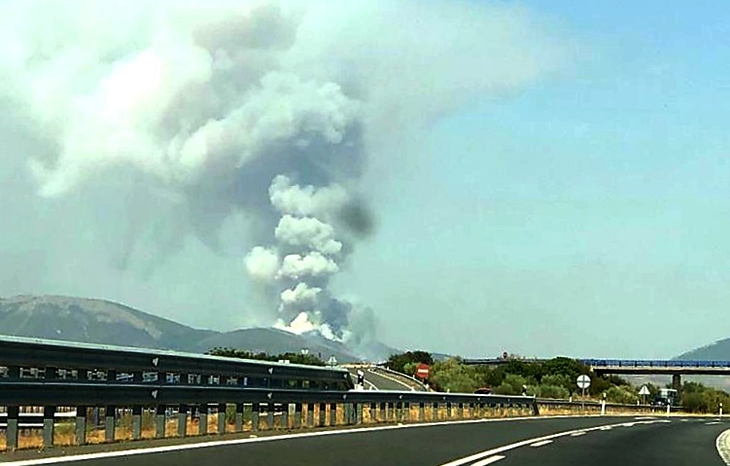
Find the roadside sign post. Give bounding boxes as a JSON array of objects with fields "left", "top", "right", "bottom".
[
  {"left": 639, "top": 385, "right": 650, "bottom": 405},
  {"left": 576, "top": 375, "right": 591, "bottom": 413}
]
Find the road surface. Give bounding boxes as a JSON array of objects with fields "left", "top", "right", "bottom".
[
  {"left": 2, "top": 416, "right": 727, "bottom": 465},
  {"left": 346, "top": 366, "right": 426, "bottom": 391}
]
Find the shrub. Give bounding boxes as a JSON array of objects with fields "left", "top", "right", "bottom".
[{"left": 605, "top": 386, "right": 638, "bottom": 405}]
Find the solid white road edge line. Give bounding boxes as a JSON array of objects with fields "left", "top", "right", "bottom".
[
  {"left": 0, "top": 414, "right": 613, "bottom": 466},
  {"left": 437, "top": 419, "right": 670, "bottom": 466},
  {"left": 715, "top": 429, "right": 730, "bottom": 465},
  {"left": 470, "top": 455, "right": 506, "bottom": 466}
]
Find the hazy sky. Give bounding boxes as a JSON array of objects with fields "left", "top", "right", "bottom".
[{"left": 1, "top": 1, "right": 729, "bottom": 359}]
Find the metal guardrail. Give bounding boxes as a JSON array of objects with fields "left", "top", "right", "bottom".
[
  {"left": 0, "top": 334, "right": 353, "bottom": 389},
  {"left": 0, "top": 335, "right": 538, "bottom": 452},
  {"left": 0, "top": 336, "right": 670, "bottom": 453}
]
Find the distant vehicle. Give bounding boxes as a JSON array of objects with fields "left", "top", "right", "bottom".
[
  {"left": 653, "top": 388, "right": 679, "bottom": 406},
  {"left": 474, "top": 387, "right": 491, "bottom": 394}
]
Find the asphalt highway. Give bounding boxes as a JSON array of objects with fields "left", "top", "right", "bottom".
[
  {"left": 347, "top": 366, "right": 424, "bottom": 391},
  {"left": 2, "top": 416, "right": 727, "bottom": 466}
]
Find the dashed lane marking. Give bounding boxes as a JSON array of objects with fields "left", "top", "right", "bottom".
[
  {"left": 470, "top": 456, "right": 506, "bottom": 466},
  {"left": 437, "top": 420, "right": 670, "bottom": 466}
]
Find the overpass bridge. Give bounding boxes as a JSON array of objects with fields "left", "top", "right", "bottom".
[{"left": 462, "top": 358, "right": 730, "bottom": 389}]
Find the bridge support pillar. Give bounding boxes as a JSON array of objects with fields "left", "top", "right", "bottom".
[{"left": 672, "top": 374, "right": 682, "bottom": 390}]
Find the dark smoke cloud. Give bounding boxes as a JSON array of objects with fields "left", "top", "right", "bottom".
[{"left": 338, "top": 200, "right": 375, "bottom": 238}]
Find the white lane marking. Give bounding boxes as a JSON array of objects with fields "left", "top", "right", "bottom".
[
  {"left": 715, "top": 428, "right": 730, "bottom": 465},
  {"left": 707, "top": 421, "right": 723, "bottom": 425},
  {"left": 530, "top": 440, "right": 553, "bottom": 447},
  {"left": 367, "top": 369, "right": 416, "bottom": 391},
  {"left": 599, "top": 426, "right": 613, "bottom": 430},
  {"left": 362, "top": 378, "right": 379, "bottom": 391},
  {"left": 0, "top": 414, "right": 608, "bottom": 465},
  {"left": 471, "top": 456, "right": 506, "bottom": 466},
  {"left": 634, "top": 416, "right": 656, "bottom": 420},
  {"left": 437, "top": 420, "right": 670, "bottom": 466},
  {"left": 570, "top": 431, "right": 586, "bottom": 437}
]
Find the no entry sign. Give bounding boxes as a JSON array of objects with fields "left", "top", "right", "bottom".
[{"left": 416, "top": 363, "right": 430, "bottom": 379}]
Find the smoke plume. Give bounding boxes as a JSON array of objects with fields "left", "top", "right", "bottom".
[{"left": 0, "top": 0, "right": 566, "bottom": 348}]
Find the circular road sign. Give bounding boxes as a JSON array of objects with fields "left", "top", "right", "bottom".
[
  {"left": 416, "top": 363, "right": 430, "bottom": 379},
  {"left": 577, "top": 374, "right": 591, "bottom": 389}
]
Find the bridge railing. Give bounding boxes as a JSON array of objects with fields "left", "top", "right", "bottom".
[{"left": 580, "top": 359, "right": 730, "bottom": 368}]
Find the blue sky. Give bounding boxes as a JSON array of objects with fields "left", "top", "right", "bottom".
[{"left": 336, "top": 1, "right": 730, "bottom": 358}]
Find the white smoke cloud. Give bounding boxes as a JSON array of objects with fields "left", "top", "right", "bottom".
[
  {"left": 278, "top": 252, "right": 339, "bottom": 280},
  {"left": 269, "top": 175, "right": 348, "bottom": 218},
  {"left": 280, "top": 282, "right": 321, "bottom": 307},
  {"left": 0, "top": 0, "right": 569, "bottom": 349},
  {"left": 274, "top": 311, "right": 316, "bottom": 335},
  {"left": 244, "top": 246, "right": 280, "bottom": 282},
  {"left": 274, "top": 215, "right": 342, "bottom": 255}
]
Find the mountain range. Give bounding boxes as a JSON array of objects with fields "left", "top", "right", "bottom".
[
  {"left": 675, "top": 338, "right": 730, "bottom": 361},
  {"left": 2, "top": 294, "right": 727, "bottom": 365},
  {"left": 0, "top": 295, "right": 396, "bottom": 362}
]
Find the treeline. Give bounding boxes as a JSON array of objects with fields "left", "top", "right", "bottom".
[
  {"left": 207, "top": 348, "right": 326, "bottom": 366},
  {"left": 387, "top": 351, "right": 641, "bottom": 403},
  {"left": 681, "top": 381, "right": 730, "bottom": 414},
  {"left": 388, "top": 352, "right": 730, "bottom": 412}
]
